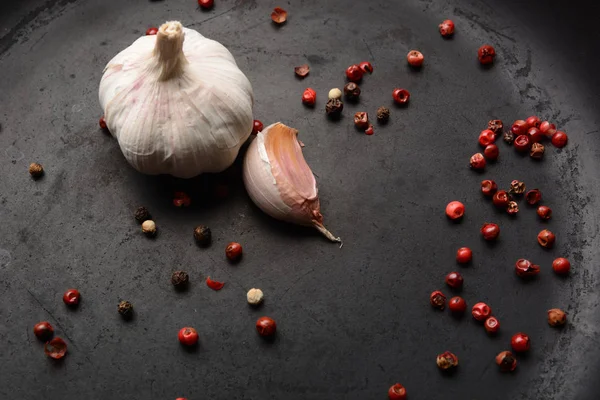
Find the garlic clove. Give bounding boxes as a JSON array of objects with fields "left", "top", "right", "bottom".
[{"left": 243, "top": 122, "right": 340, "bottom": 243}]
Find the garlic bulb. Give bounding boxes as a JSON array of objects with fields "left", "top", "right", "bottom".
[
  {"left": 99, "top": 21, "right": 254, "bottom": 178},
  {"left": 243, "top": 122, "right": 341, "bottom": 243}
]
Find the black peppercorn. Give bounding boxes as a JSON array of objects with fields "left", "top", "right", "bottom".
[
  {"left": 134, "top": 206, "right": 151, "bottom": 223},
  {"left": 171, "top": 270, "right": 189, "bottom": 287},
  {"left": 193, "top": 225, "right": 212, "bottom": 246},
  {"left": 325, "top": 98, "right": 343, "bottom": 118},
  {"left": 118, "top": 300, "right": 133, "bottom": 318},
  {"left": 343, "top": 82, "right": 361, "bottom": 101},
  {"left": 29, "top": 163, "right": 44, "bottom": 178},
  {"left": 503, "top": 131, "right": 514, "bottom": 145},
  {"left": 376, "top": 106, "right": 390, "bottom": 123}
]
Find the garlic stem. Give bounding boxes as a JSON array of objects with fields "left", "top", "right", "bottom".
[
  {"left": 313, "top": 220, "right": 342, "bottom": 244},
  {"left": 153, "top": 21, "right": 188, "bottom": 81}
]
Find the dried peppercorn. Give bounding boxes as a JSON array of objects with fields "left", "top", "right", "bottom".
[
  {"left": 430, "top": 290, "right": 446, "bottom": 310},
  {"left": 29, "top": 163, "right": 44, "bottom": 178},
  {"left": 509, "top": 180, "right": 526, "bottom": 195},
  {"left": 118, "top": 300, "right": 133, "bottom": 318},
  {"left": 271, "top": 7, "right": 287, "bottom": 24},
  {"left": 302, "top": 88, "right": 317, "bottom": 106},
  {"left": 206, "top": 277, "right": 225, "bottom": 291},
  {"left": 530, "top": 142, "right": 545, "bottom": 159},
  {"left": 142, "top": 220, "right": 157, "bottom": 237},
  {"left": 193, "top": 225, "right": 212, "bottom": 246},
  {"left": 134, "top": 206, "right": 151, "bottom": 223},
  {"left": 436, "top": 351, "right": 459, "bottom": 370},
  {"left": 256, "top": 316, "right": 277, "bottom": 337},
  {"left": 376, "top": 106, "right": 390, "bottom": 123},
  {"left": 171, "top": 271, "right": 189, "bottom": 287},
  {"left": 548, "top": 308, "right": 567, "bottom": 326},
  {"left": 33, "top": 322, "right": 54, "bottom": 341},
  {"left": 525, "top": 189, "right": 542, "bottom": 205},
  {"left": 496, "top": 351, "right": 517, "bottom": 372},
  {"left": 507, "top": 201, "right": 519, "bottom": 215},
  {"left": 488, "top": 120, "right": 503, "bottom": 135},
  {"left": 503, "top": 131, "right": 515, "bottom": 145},
  {"left": 537, "top": 205, "right": 552, "bottom": 220},
  {"left": 354, "top": 112, "right": 369, "bottom": 130},
  {"left": 364, "top": 125, "right": 374, "bottom": 136},
  {"left": 44, "top": 337, "right": 67, "bottom": 359},
  {"left": 294, "top": 64, "right": 310, "bottom": 78},
  {"left": 325, "top": 98, "right": 343, "bottom": 118},
  {"left": 515, "top": 259, "right": 540, "bottom": 277},
  {"left": 537, "top": 229, "right": 556, "bottom": 248},
  {"left": 343, "top": 82, "right": 361, "bottom": 101}
]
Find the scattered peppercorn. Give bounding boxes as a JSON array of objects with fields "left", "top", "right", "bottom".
[
  {"left": 487, "top": 119, "right": 503, "bottom": 135},
  {"left": 256, "top": 316, "right": 277, "bottom": 337},
  {"left": 407, "top": 50, "right": 424, "bottom": 67},
  {"left": 552, "top": 257, "right": 571, "bottom": 275},
  {"left": 376, "top": 106, "right": 390, "bottom": 123},
  {"left": 436, "top": 351, "right": 459, "bottom": 370},
  {"left": 507, "top": 201, "right": 519, "bottom": 215},
  {"left": 430, "top": 290, "right": 446, "bottom": 310},
  {"left": 142, "top": 220, "right": 157, "bottom": 237},
  {"left": 514, "top": 134, "right": 531, "bottom": 152},
  {"left": 173, "top": 191, "right": 191, "bottom": 207},
  {"left": 302, "top": 88, "right": 317, "bottom": 106},
  {"left": 511, "top": 333, "right": 530, "bottom": 352},
  {"left": 525, "top": 115, "right": 541, "bottom": 128},
  {"left": 525, "top": 189, "right": 542, "bottom": 205},
  {"left": 178, "top": 327, "right": 199, "bottom": 346},
  {"left": 388, "top": 383, "right": 407, "bottom": 400},
  {"left": 44, "top": 337, "right": 67, "bottom": 359},
  {"left": 551, "top": 131, "right": 568, "bottom": 148},
  {"left": 392, "top": 88, "right": 410, "bottom": 105},
  {"left": 271, "top": 7, "right": 287, "bottom": 24},
  {"left": 481, "top": 223, "right": 500, "bottom": 240},
  {"left": 472, "top": 302, "right": 492, "bottom": 321},
  {"left": 481, "top": 180, "right": 498, "bottom": 197},
  {"left": 343, "top": 82, "right": 361, "bottom": 101},
  {"left": 478, "top": 44, "right": 496, "bottom": 65},
  {"left": 145, "top": 27, "right": 158, "bottom": 36},
  {"left": 540, "top": 121, "right": 557, "bottom": 136},
  {"left": 328, "top": 88, "right": 342, "bottom": 100},
  {"left": 493, "top": 190, "right": 510, "bottom": 208},
  {"left": 325, "top": 98, "right": 343, "bottom": 118},
  {"left": 171, "top": 271, "right": 190, "bottom": 287},
  {"left": 345, "top": 64, "right": 364, "bottom": 82},
  {"left": 99, "top": 116, "right": 108, "bottom": 130},
  {"left": 530, "top": 142, "right": 545, "bottom": 159},
  {"left": 29, "top": 163, "right": 44, "bottom": 178},
  {"left": 484, "top": 316, "right": 500, "bottom": 334},
  {"left": 527, "top": 127, "right": 543, "bottom": 143},
  {"left": 247, "top": 288, "right": 264, "bottom": 305},
  {"left": 63, "top": 289, "right": 81, "bottom": 306},
  {"left": 354, "top": 112, "right": 369, "bottom": 130},
  {"left": 515, "top": 259, "right": 540, "bottom": 277},
  {"left": 537, "top": 205, "right": 552, "bottom": 220},
  {"left": 294, "top": 64, "right": 310, "bottom": 78},
  {"left": 193, "top": 225, "right": 212, "bottom": 246},
  {"left": 225, "top": 242, "right": 243, "bottom": 261},
  {"left": 537, "top": 229, "right": 556, "bottom": 248},
  {"left": 456, "top": 247, "right": 472, "bottom": 264},
  {"left": 445, "top": 271, "right": 463, "bottom": 289},
  {"left": 251, "top": 119, "right": 263, "bottom": 135},
  {"left": 358, "top": 61, "right": 374, "bottom": 74},
  {"left": 484, "top": 144, "right": 499, "bottom": 160},
  {"left": 445, "top": 201, "right": 465, "bottom": 220},
  {"left": 118, "top": 300, "right": 133, "bottom": 318},
  {"left": 503, "top": 131, "right": 515, "bottom": 145},
  {"left": 364, "top": 125, "right": 374, "bottom": 136},
  {"left": 198, "top": 0, "right": 214, "bottom": 9},
  {"left": 509, "top": 180, "right": 526, "bottom": 195},
  {"left": 439, "top": 19, "right": 455, "bottom": 37},
  {"left": 496, "top": 351, "right": 517, "bottom": 372},
  {"left": 548, "top": 308, "right": 567, "bottom": 326},
  {"left": 469, "top": 153, "right": 486, "bottom": 170},
  {"left": 134, "top": 206, "right": 151, "bottom": 223},
  {"left": 33, "top": 321, "right": 54, "bottom": 341},
  {"left": 479, "top": 129, "right": 496, "bottom": 147},
  {"left": 448, "top": 296, "right": 467, "bottom": 313}
]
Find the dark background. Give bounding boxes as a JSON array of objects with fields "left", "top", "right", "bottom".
[{"left": 1, "top": 0, "right": 599, "bottom": 399}]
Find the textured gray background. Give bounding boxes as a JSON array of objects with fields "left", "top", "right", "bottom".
[{"left": 0, "top": 0, "right": 599, "bottom": 399}]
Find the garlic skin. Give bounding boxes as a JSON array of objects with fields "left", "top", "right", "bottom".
[
  {"left": 243, "top": 122, "right": 340, "bottom": 243},
  {"left": 99, "top": 21, "right": 253, "bottom": 178}
]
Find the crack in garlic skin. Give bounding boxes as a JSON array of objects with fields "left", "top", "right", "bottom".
[{"left": 99, "top": 21, "right": 253, "bottom": 178}]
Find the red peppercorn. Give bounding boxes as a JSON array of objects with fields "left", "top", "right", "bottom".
[
  {"left": 445, "top": 271, "right": 464, "bottom": 289},
  {"left": 537, "top": 205, "right": 552, "bottom": 220},
  {"left": 439, "top": 19, "right": 455, "bottom": 37},
  {"left": 359, "top": 61, "right": 373, "bottom": 74},
  {"left": 478, "top": 45, "right": 496, "bottom": 65},
  {"left": 33, "top": 321, "right": 54, "bottom": 341},
  {"left": 178, "top": 327, "right": 199, "bottom": 346},
  {"left": 484, "top": 316, "right": 500, "bottom": 334},
  {"left": 430, "top": 290, "right": 446, "bottom": 310},
  {"left": 525, "top": 189, "right": 542, "bottom": 205},
  {"left": 392, "top": 88, "right": 410, "bottom": 105},
  {"left": 548, "top": 308, "right": 567, "bottom": 326},
  {"left": 496, "top": 351, "right": 517, "bottom": 372},
  {"left": 483, "top": 144, "right": 499, "bottom": 160},
  {"left": 511, "top": 332, "right": 530, "bottom": 352},
  {"left": 99, "top": 116, "right": 108, "bottom": 130},
  {"left": 198, "top": 0, "right": 214, "bottom": 9},
  {"left": 271, "top": 7, "right": 287, "bottom": 24},
  {"left": 481, "top": 180, "right": 498, "bottom": 197},
  {"left": 472, "top": 302, "right": 492, "bottom": 321},
  {"left": 481, "top": 223, "right": 500, "bottom": 240},
  {"left": 256, "top": 316, "right": 277, "bottom": 337},
  {"left": 44, "top": 337, "right": 67, "bottom": 359},
  {"left": 448, "top": 296, "right": 467, "bottom": 313},
  {"left": 354, "top": 112, "right": 370, "bottom": 130},
  {"left": 456, "top": 247, "right": 472, "bottom": 264},
  {"left": 302, "top": 88, "right": 317, "bottom": 106},
  {"left": 145, "top": 27, "right": 158, "bottom": 36},
  {"left": 388, "top": 383, "right": 407, "bottom": 400},
  {"left": 173, "top": 191, "right": 191, "bottom": 207},
  {"left": 515, "top": 259, "right": 541, "bottom": 277},
  {"left": 540, "top": 121, "right": 556, "bottom": 137},
  {"left": 436, "top": 351, "right": 459, "bottom": 370},
  {"left": 345, "top": 64, "right": 364, "bottom": 82},
  {"left": 525, "top": 116, "right": 541, "bottom": 129},
  {"left": 492, "top": 190, "right": 509, "bottom": 208},
  {"left": 551, "top": 131, "right": 568, "bottom": 148},
  {"left": 552, "top": 257, "right": 571, "bottom": 275},
  {"left": 63, "top": 289, "right": 80, "bottom": 306},
  {"left": 514, "top": 134, "right": 531, "bottom": 152},
  {"left": 251, "top": 119, "right": 263, "bottom": 135},
  {"left": 364, "top": 125, "right": 374, "bottom": 136},
  {"left": 527, "top": 127, "right": 543, "bottom": 143},
  {"left": 537, "top": 229, "right": 556, "bottom": 248},
  {"left": 511, "top": 120, "right": 528, "bottom": 136},
  {"left": 407, "top": 50, "right": 424, "bottom": 67},
  {"left": 225, "top": 242, "right": 243, "bottom": 261},
  {"left": 445, "top": 201, "right": 465, "bottom": 220},
  {"left": 470, "top": 153, "right": 486, "bottom": 170},
  {"left": 478, "top": 129, "right": 496, "bottom": 147}
]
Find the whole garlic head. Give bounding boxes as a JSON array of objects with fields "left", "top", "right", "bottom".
[
  {"left": 99, "top": 21, "right": 254, "bottom": 178},
  {"left": 247, "top": 288, "right": 264, "bottom": 305}
]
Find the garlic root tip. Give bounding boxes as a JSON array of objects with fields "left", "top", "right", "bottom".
[{"left": 313, "top": 221, "right": 342, "bottom": 245}]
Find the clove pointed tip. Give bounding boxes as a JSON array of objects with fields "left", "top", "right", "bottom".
[{"left": 313, "top": 221, "right": 342, "bottom": 245}]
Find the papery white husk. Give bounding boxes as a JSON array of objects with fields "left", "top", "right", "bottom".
[
  {"left": 243, "top": 122, "right": 340, "bottom": 243},
  {"left": 99, "top": 21, "right": 253, "bottom": 178}
]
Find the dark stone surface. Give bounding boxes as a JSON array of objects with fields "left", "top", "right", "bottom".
[{"left": 0, "top": 0, "right": 599, "bottom": 399}]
